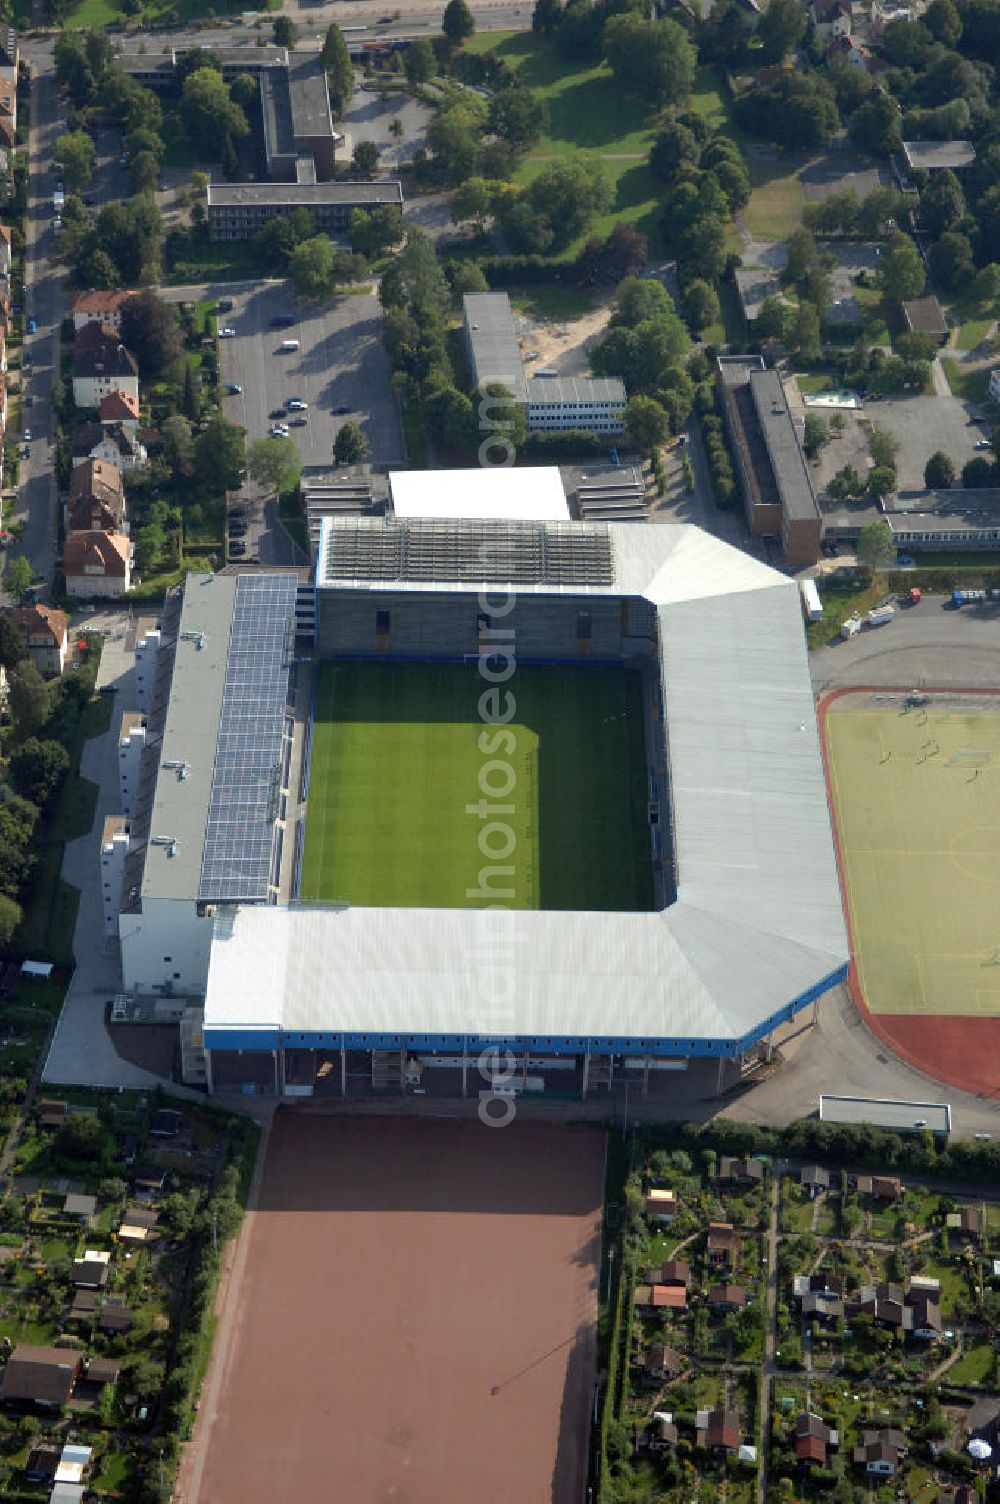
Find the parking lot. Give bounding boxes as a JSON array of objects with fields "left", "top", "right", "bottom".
[
  {"left": 808, "top": 391, "right": 989, "bottom": 495},
  {"left": 216, "top": 281, "right": 404, "bottom": 481},
  {"left": 338, "top": 86, "right": 431, "bottom": 174}
]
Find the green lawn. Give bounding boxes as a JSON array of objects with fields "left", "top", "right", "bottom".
[
  {"left": 825, "top": 704, "right": 1000, "bottom": 1016},
  {"left": 744, "top": 169, "right": 804, "bottom": 241},
  {"left": 508, "top": 284, "right": 599, "bottom": 323},
  {"left": 955, "top": 318, "right": 992, "bottom": 352},
  {"left": 301, "top": 660, "right": 653, "bottom": 911},
  {"left": 942, "top": 359, "right": 993, "bottom": 405},
  {"left": 949, "top": 1341, "right": 996, "bottom": 1385},
  {"left": 856, "top": 286, "right": 891, "bottom": 347},
  {"left": 461, "top": 33, "right": 665, "bottom": 254},
  {"left": 67, "top": 0, "right": 276, "bottom": 27},
  {"left": 165, "top": 232, "right": 267, "bottom": 286}
]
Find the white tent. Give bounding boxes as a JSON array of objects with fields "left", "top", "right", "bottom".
[
  {"left": 968, "top": 1439, "right": 992, "bottom": 1461},
  {"left": 21, "top": 960, "right": 53, "bottom": 979}
]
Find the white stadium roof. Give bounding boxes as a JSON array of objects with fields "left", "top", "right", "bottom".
[
  {"left": 388, "top": 467, "right": 571, "bottom": 524},
  {"left": 205, "top": 523, "right": 849, "bottom": 1055}
]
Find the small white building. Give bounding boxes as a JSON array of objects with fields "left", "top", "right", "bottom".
[
  {"left": 526, "top": 375, "right": 626, "bottom": 435},
  {"left": 100, "top": 818, "right": 130, "bottom": 938},
  {"left": 134, "top": 626, "right": 162, "bottom": 715},
  {"left": 389, "top": 467, "right": 571, "bottom": 523},
  {"left": 118, "top": 712, "right": 148, "bottom": 817}
]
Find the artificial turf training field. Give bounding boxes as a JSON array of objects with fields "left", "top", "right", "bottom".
[
  {"left": 825, "top": 702, "right": 1000, "bottom": 1017},
  {"left": 300, "top": 660, "right": 653, "bottom": 911}
]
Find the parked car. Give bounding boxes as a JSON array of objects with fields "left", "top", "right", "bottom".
[
  {"left": 223, "top": 382, "right": 243, "bottom": 395},
  {"left": 219, "top": 327, "right": 237, "bottom": 339},
  {"left": 975, "top": 438, "right": 992, "bottom": 450},
  {"left": 268, "top": 408, "right": 286, "bottom": 420},
  {"left": 270, "top": 424, "right": 289, "bottom": 438},
  {"left": 228, "top": 522, "right": 248, "bottom": 537},
  {"left": 287, "top": 397, "right": 307, "bottom": 410},
  {"left": 289, "top": 416, "right": 308, "bottom": 427},
  {"left": 23, "top": 428, "right": 31, "bottom": 442},
  {"left": 26, "top": 316, "right": 36, "bottom": 334},
  {"left": 270, "top": 312, "right": 296, "bottom": 327},
  {"left": 229, "top": 540, "right": 247, "bottom": 556},
  {"left": 335, "top": 405, "right": 351, "bottom": 415},
  {"left": 217, "top": 298, "right": 234, "bottom": 313}
]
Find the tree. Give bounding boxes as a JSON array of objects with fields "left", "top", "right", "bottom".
[
  {"left": 626, "top": 394, "right": 670, "bottom": 454},
  {"left": 963, "top": 456, "right": 996, "bottom": 488},
  {"left": 0, "top": 896, "right": 21, "bottom": 949},
  {"left": 489, "top": 87, "right": 547, "bottom": 151},
  {"left": 247, "top": 436, "right": 302, "bottom": 495},
  {"left": 755, "top": 295, "right": 790, "bottom": 342},
  {"left": 9, "top": 738, "right": 70, "bottom": 809},
  {"left": 848, "top": 94, "right": 902, "bottom": 157},
  {"left": 869, "top": 425, "right": 899, "bottom": 469},
  {"left": 533, "top": 0, "right": 562, "bottom": 35},
  {"left": 792, "top": 301, "right": 822, "bottom": 360},
  {"left": 334, "top": 422, "right": 369, "bottom": 465},
  {"left": 228, "top": 71, "right": 258, "bottom": 114},
  {"left": 162, "top": 415, "right": 195, "bottom": 478},
  {"left": 525, "top": 158, "right": 609, "bottom": 249},
  {"left": 404, "top": 38, "right": 436, "bottom": 84},
  {"left": 857, "top": 520, "right": 895, "bottom": 569},
  {"left": 785, "top": 226, "right": 818, "bottom": 286},
  {"left": 425, "top": 385, "right": 475, "bottom": 450},
  {"left": 194, "top": 416, "right": 245, "bottom": 494},
  {"left": 272, "top": 13, "right": 299, "bottom": 46},
  {"left": 180, "top": 67, "right": 249, "bottom": 160},
  {"left": 758, "top": 0, "right": 806, "bottom": 62},
  {"left": 603, "top": 16, "right": 696, "bottom": 108},
  {"left": 920, "top": 169, "right": 965, "bottom": 237},
  {"left": 322, "top": 24, "right": 355, "bottom": 111},
  {"left": 79, "top": 247, "right": 120, "bottom": 291},
  {"left": 879, "top": 233, "right": 925, "bottom": 302},
  {"left": 612, "top": 276, "right": 676, "bottom": 329},
  {"left": 54, "top": 1112, "right": 109, "bottom": 1165},
  {"left": 681, "top": 279, "right": 720, "bottom": 336},
  {"left": 924, "top": 450, "right": 955, "bottom": 488},
  {"left": 129, "top": 151, "right": 160, "bottom": 195},
  {"left": 803, "top": 412, "right": 829, "bottom": 459},
  {"left": 120, "top": 291, "right": 182, "bottom": 378},
  {"left": 4, "top": 557, "right": 34, "bottom": 605},
  {"left": 928, "top": 231, "right": 974, "bottom": 293},
  {"left": 8, "top": 662, "right": 50, "bottom": 737},
  {"left": 289, "top": 235, "right": 336, "bottom": 298},
  {"left": 351, "top": 140, "right": 380, "bottom": 177},
  {"left": 867, "top": 464, "right": 896, "bottom": 498},
  {"left": 350, "top": 205, "right": 404, "bottom": 257},
  {"left": 443, "top": 0, "right": 475, "bottom": 41},
  {"left": 181, "top": 360, "right": 199, "bottom": 422},
  {"left": 54, "top": 130, "right": 96, "bottom": 191},
  {"left": 737, "top": 73, "right": 839, "bottom": 150},
  {"left": 649, "top": 121, "right": 699, "bottom": 183},
  {"left": 925, "top": 0, "right": 962, "bottom": 42},
  {"left": 971, "top": 263, "right": 1000, "bottom": 308},
  {"left": 0, "top": 615, "right": 26, "bottom": 671}
]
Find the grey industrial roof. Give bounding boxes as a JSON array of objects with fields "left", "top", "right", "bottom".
[
  {"left": 288, "top": 52, "right": 334, "bottom": 139},
  {"left": 526, "top": 376, "right": 626, "bottom": 406},
  {"left": 749, "top": 370, "right": 820, "bottom": 525},
  {"left": 820, "top": 1095, "right": 951, "bottom": 1133},
  {"left": 734, "top": 267, "right": 782, "bottom": 321},
  {"left": 207, "top": 182, "right": 403, "bottom": 209},
  {"left": 205, "top": 524, "right": 849, "bottom": 1048},
  {"left": 902, "top": 140, "right": 975, "bottom": 172},
  {"left": 140, "top": 574, "right": 236, "bottom": 903},
  {"left": 463, "top": 292, "right": 527, "bottom": 400}
]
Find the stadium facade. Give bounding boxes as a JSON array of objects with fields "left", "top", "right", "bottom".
[{"left": 188, "top": 515, "right": 849, "bottom": 1099}]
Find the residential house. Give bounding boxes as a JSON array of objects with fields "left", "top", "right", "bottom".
[
  {"left": 801, "top": 1165, "right": 830, "bottom": 1195},
  {"left": 71, "top": 1251, "right": 110, "bottom": 1290},
  {"left": 719, "top": 1156, "right": 765, "bottom": 1187},
  {"left": 132, "top": 1165, "right": 167, "bottom": 1193},
  {"left": 909, "top": 1292, "right": 943, "bottom": 1340},
  {"left": 644, "top": 1188, "right": 677, "bottom": 1222},
  {"left": 811, "top": 0, "right": 852, "bottom": 39},
  {"left": 709, "top": 1284, "right": 747, "bottom": 1310},
  {"left": 0, "top": 1345, "right": 82, "bottom": 1406},
  {"left": 71, "top": 289, "right": 135, "bottom": 334},
  {"left": 794, "top": 1272, "right": 843, "bottom": 1300},
  {"left": 908, "top": 1275, "right": 941, "bottom": 1298},
  {"left": 73, "top": 325, "right": 139, "bottom": 409},
  {"left": 902, "top": 294, "right": 949, "bottom": 343},
  {"left": 69, "top": 456, "right": 123, "bottom": 512},
  {"left": 36, "top": 1099, "right": 67, "bottom": 1130},
  {"left": 828, "top": 32, "right": 874, "bottom": 66},
  {"left": 63, "top": 1193, "right": 96, "bottom": 1221},
  {"left": 947, "top": 1208, "right": 982, "bottom": 1247},
  {"left": 150, "top": 1108, "right": 182, "bottom": 1137},
  {"left": 853, "top": 1174, "right": 901, "bottom": 1201},
  {"left": 97, "top": 1305, "right": 133, "bottom": 1335},
  {"left": 1, "top": 605, "right": 69, "bottom": 677},
  {"left": 25, "top": 1443, "right": 61, "bottom": 1482},
  {"left": 68, "top": 1289, "right": 99, "bottom": 1321},
  {"left": 697, "top": 1408, "right": 742, "bottom": 1455},
  {"left": 853, "top": 1429, "right": 907, "bottom": 1475},
  {"left": 99, "top": 388, "right": 141, "bottom": 430},
  {"left": 641, "top": 1344, "right": 685, "bottom": 1383},
  {"left": 707, "top": 1222, "right": 738, "bottom": 1266},
  {"left": 648, "top": 1259, "right": 689, "bottom": 1287},
  {"left": 72, "top": 419, "right": 146, "bottom": 474},
  {"left": 0, "top": 76, "right": 16, "bottom": 151},
  {"left": 641, "top": 1413, "right": 679, "bottom": 1451},
  {"left": 795, "top": 1413, "right": 839, "bottom": 1467},
  {"left": 63, "top": 532, "right": 132, "bottom": 599},
  {"left": 856, "top": 1280, "right": 911, "bottom": 1332},
  {"left": 802, "top": 1292, "right": 845, "bottom": 1324},
  {"left": 634, "top": 1284, "right": 688, "bottom": 1314},
  {"left": 118, "top": 1206, "right": 159, "bottom": 1245},
  {"left": 85, "top": 1358, "right": 120, "bottom": 1388},
  {"left": 0, "top": 225, "right": 10, "bottom": 280},
  {"left": 54, "top": 1442, "right": 93, "bottom": 1486}
]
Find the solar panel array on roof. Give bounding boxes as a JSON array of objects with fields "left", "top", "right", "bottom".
[
  {"left": 324, "top": 517, "right": 614, "bottom": 586},
  {"left": 198, "top": 575, "right": 298, "bottom": 903}
]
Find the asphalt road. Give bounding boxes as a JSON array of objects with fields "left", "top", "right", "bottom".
[
  {"left": 811, "top": 595, "right": 1000, "bottom": 692},
  {"left": 111, "top": 5, "right": 530, "bottom": 51},
  {"left": 10, "top": 38, "right": 59, "bottom": 593}
]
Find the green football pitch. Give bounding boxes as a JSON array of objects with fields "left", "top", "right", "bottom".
[
  {"left": 825, "top": 703, "right": 1000, "bottom": 1017},
  {"left": 300, "top": 660, "right": 654, "bottom": 911}
]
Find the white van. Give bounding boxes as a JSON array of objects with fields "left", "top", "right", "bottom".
[{"left": 279, "top": 338, "right": 300, "bottom": 352}]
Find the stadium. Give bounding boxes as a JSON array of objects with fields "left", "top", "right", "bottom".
[{"left": 173, "top": 497, "right": 850, "bottom": 1102}]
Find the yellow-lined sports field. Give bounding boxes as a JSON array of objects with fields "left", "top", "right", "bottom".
[{"left": 825, "top": 701, "right": 1000, "bottom": 1017}]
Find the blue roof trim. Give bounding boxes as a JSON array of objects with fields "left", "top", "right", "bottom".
[{"left": 203, "top": 967, "right": 847, "bottom": 1055}]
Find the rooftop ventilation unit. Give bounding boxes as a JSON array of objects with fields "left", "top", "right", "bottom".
[{"left": 151, "top": 835, "right": 175, "bottom": 846}]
